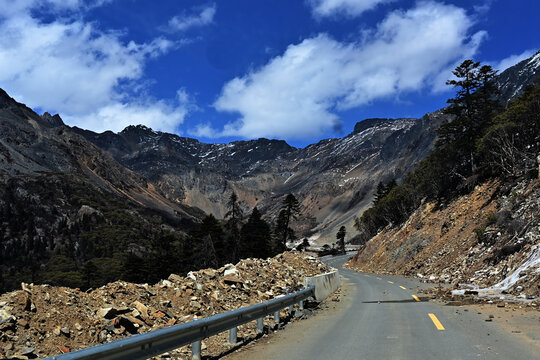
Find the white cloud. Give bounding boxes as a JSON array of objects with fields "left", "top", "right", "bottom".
[
  {"left": 189, "top": 123, "right": 216, "bottom": 138},
  {"left": 492, "top": 49, "right": 538, "bottom": 72},
  {"left": 67, "top": 89, "right": 197, "bottom": 133},
  {"left": 0, "top": 0, "right": 192, "bottom": 133},
  {"left": 213, "top": 1, "right": 485, "bottom": 140},
  {"left": 168, "top": 4, "right": 216, "bottom": 32},
  {"left": 473, "top": 0, "right": 493, "bottom": 16},
  {"left": 308, "top": 0, "right": 393, "bottom": 18}
]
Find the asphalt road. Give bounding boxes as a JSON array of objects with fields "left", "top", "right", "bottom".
[{"left": 230, "top": 254, "right": 539, "bottom": 360}]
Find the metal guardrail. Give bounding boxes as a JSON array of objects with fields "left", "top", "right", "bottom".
[{"left": 44, "top": 285, "right": 315, "bottom": 360}]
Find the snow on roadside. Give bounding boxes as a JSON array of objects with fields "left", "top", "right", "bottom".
[{"left": 453, "top": 244, "right": 540, "bottom": 300}]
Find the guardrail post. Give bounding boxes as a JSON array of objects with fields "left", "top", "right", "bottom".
[
  {"left": 192, "top": 340, "right": 201, "bottom": 360},
  {"left": 229, "top": 326, "right": 238, "bottom": 345},
  {"left": 257, "top": 317, "right": 264, "bottom": 334},
  {"left": 299, "top": 300, "right": 304, "bottom": 310},
  {"left": 288, "top": 304, "right": 294, "bottom": 314},
  {"left": 274, "top": 311, "right": 280, "bottom": 324}
]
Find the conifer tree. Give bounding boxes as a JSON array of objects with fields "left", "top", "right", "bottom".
[
  {"left": 183, "top": 232, "right": 218, "bottom": 271},
  {"left": 274, "top": 193, "right": 301, "bottom": 250},
  {"left": 478, "top": 80, "right": 540, "bottom": 177},
  {"left": 336, "top": 226, "right": 346, "bottom": 254},
  {"left": 225, "top": 192, "right": 243, "bottom": 263},
  {"left": 373, "top": 179, "right": 397, "bottom": 205},
  {"left": 82, "top": 260, "right": 98, "bottom": 289},
  {"left": 240, "top": 207, "right": 272, "bottom": 259},
  {"left": 373, "top": 181, "right": 386, "bottom": 205},
  {"left": 198, "top": 234, "right": 218, "bottom": 269},
  {"left": 198, "top": 214, "right": 226, "bottom": 265},
  {"left": 438, "top": 60, "right": 499, "bottom": 174}
]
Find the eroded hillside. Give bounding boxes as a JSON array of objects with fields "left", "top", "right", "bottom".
[{"left": 348, "top": 178, "right": 540, "bottom": 300}]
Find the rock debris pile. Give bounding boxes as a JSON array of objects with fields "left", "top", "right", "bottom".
[{"left": 0, "top": 252, "right": 331, "bottom": 359}]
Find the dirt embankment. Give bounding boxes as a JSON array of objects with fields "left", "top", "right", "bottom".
[
  {"left": 0, "top": 252, "right": 331, "bottom": 359},
  {"left": 347, "top": 179, "right": 540, "bottom": 302}
]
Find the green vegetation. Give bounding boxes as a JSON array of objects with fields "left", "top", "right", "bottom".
[
  {"left": 0, "top": 174, "right": 192, "bottom": 292},
  {"left": 0, "top": 180, "right": 303, "bottom": 293},
  {"left": 239, "top": 207, "right": 273, "bottom": 259},
  {"left": 354, "top": 61, "right": 540, "bottom": 243}
]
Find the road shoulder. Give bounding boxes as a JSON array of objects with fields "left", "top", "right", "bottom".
[{"left": 224, "top": 277, "right": 353, "bottom": 360}]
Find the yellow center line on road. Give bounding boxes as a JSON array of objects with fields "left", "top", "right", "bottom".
[
  {"left": 399, "top": 286, "right": 406, "bottom": 290},
  {"left": 428, "top": 313, "right": 445, "bottom": 331},
  {"left": 412, "top": 295, "right": 420, "bottom": 301},
  {"left": 387, "top": 281, "right": 394, "bottom": 284}
]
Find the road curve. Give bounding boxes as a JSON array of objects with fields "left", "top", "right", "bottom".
[{"left": 229, "top": 254, "right": 539, "bottom": 360}]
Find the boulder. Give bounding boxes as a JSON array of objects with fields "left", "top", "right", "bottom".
[
  {"left": 96, "top": 307, "right": 117, "bottom": 319},
  {"left": 0, "top": 309, "right": 15, "bottom": 325}
]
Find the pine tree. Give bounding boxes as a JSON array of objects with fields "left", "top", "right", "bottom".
[
  {"left": 274, "top": 193, "right": 301, "bottom": 250},
  {"left": 438, "top": 60, "right": 499, "bottom": 174},
  {"left": 478, "top": 80, "right": 540, "bottom": 177},
  {"left": 81, "top": 260, "right": 98, "bottom": 289},
  {"left": 240, "top": 207, "right": 272, "bottom": 259},
  {"left": 0, "top": 271, "right": 5, "bottom": 294},
  {"left": 373, "top": 181, "right": 386, "bottom": 205},
  {"left": 198, "top": 215, "right": 226, "bottom": 265},
  {"left": 183, "top": 232, "right": 218, "bottom": 271},
  {"left": 373, "top": 179, "right": 397, "bottom": 205},
  {"left": 145, "top": 231, "right": 181, "bottom": 283},
  {"left": 225, "top": 192, "right": 243, "bottom": 263},
  {"left": 336, "top": 226, "right": 346, "bottom": 254},
  {"left": 199, "top": 234, "right": 218, "bottom": 269}
]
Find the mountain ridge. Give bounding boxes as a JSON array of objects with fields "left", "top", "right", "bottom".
[
  {"left": 72, "top": 50, "right": 540, "bottom": 242},
  {"left": 74, "top": 113, "right": 443, "bottom": 241}
]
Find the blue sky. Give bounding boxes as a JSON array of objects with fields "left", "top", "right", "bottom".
[{"left": 0, "top": 0, "right": 538, "bottom": 147}]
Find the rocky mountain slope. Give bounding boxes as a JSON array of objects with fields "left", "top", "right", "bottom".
[
  {"left": 495, "top": 50, "right": 540, "bottom": 103},
  {"left": 347, "top": 51, "right": 540, "bottom": 301},
  {"left": 74, "top": 52, "right": 540, "bottom": 244},
  {"left": 0, "top": 89, "right": 204, "bottom": 292},
  {"left": 0, "top": 89, "right": 199, "bottom": 220},
  {"left": 75, "top": 114, "right": 446, "bottom": 243}
]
